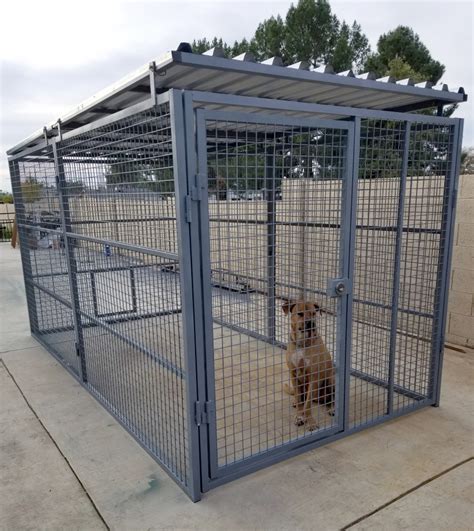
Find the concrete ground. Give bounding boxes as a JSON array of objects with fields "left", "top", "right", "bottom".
[{"left": 1, "top": 242, "right": 473, "bottom": 531}]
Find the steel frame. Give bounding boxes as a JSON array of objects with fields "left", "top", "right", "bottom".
[{"left": 8, "top": 84, "right": 462, "bottom": 502}]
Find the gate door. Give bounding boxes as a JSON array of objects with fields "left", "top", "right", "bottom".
[{"left": 194, "top": 110, "right": 355, "bottom": 487}]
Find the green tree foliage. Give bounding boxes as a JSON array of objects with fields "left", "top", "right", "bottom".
[
  {"left": 21, "top": 178, "right": 43, "bottom": 203},
  {"left": 0, "top": 191, "right": 14, "bottom": 204},
  {"left": 365, "top": 26, "right": 445, "bottom": 83},
  {"left": 192, "top": 0, "right": 370, "bottom": 72},
  {"left": 105, "top": 162, "right": 174, "bottom": 194}
]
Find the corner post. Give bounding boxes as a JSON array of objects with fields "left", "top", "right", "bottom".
[{"left": 431, "top": 119, "right": 463, "bottom": 406}]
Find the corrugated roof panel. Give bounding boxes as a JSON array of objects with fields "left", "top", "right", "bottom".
[{"left": 7, "top": 46, "right": 467, "bottom": 156}]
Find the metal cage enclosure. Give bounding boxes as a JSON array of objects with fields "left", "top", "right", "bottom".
[{"left": 8, "top": 72, "right": 463, "bottom": 500}]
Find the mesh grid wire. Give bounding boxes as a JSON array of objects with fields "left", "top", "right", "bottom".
[
  {"left": 205, "top": 120, "right": 347, "bottom": 467},
  {"left": 10, "top": 103, "right": 190, "bottom": 487},
  {"left": 394, "top": 122, "right": 455, "bottom": 412},
  {"left": 349, "top": 119, "right": 454, "bottom": 427},
  {"left": 9, "top": 98, "right": 458, "bottom": 495}
]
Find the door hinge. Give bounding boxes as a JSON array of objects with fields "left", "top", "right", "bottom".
[
  {"left": 185, "top": 176, "right": 206, "bottom": 223},
  {"left": 194, "top": 400, "right": 214, "bottom": 426}
]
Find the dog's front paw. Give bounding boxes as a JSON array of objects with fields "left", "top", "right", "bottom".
[
  {"left": 294, "top": 414, "right": 306, "bottom": 426},
  {"left": 327, "top": 405, "right": 335, "bottom": 416},
  {"left": 305, "top": 417, "right": 318, "bottom": 431}
]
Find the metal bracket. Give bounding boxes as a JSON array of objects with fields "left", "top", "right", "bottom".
[
  {"left": 194, "top": 401, "right": 214, "bottom": 426},
  {"left": 185, "top": 175, "right": 206, "bottom": 222},
  {"left": 327, "top": 277, "right": 351, "bottom": 298}
]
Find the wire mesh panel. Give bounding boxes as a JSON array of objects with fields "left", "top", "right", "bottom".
[
  {"left": 349, "top": 119, "right": 457, "bottom": 427},
  {"left": 9, "top": 155, "right": 81, "bottom": 374},
  {"left": 10, "top": 100, "right": 196, "bottom": 495},
  {"left": 395, "top": 122, "right": 456, "bottom": 411},
  {"left": 197, "top": 113, "right": 351, "bottom": 478}
]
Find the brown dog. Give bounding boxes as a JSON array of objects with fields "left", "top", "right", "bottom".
[{"left": 282, "top": 300, "right": 335, "bottom": 430}]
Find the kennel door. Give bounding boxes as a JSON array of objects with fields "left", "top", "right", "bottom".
[{"left": 194, "top": 110, "right": 355, "bottom": 485}]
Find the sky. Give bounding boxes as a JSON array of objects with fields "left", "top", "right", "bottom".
[{"left": 0, "top": 0, "right": 473, "bottom": 192}]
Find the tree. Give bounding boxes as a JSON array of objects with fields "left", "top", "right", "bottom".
[
  {"left": 284, "top": 0, "right": 339, "bottom": 66},
  {"left": 250, "top": 15, "right": 287, "bottom": 62},
  {"left": 192, "top": 0, "right": 371, "bottom": 73},
  {"left": 0, "top": 191, "right": 13, "bottom": 204},
  {"left": 21, "top": 178, "right": 43, "bottom": 203},
  {"left": 365, "top": 26, "right": 444, "bottom": 83}
]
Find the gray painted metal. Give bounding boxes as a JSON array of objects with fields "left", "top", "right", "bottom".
[
  {"left": 387, "top": 122, "right": 410, "bottom": 415},
  {"left": 7, "top": 71, "right": 463, "bottom": 501},
  {"left": 431, "top": 119, "right": 463, "bottom": 406},
  {"left": 169, "top": 89, "right": 202, "bottom": 500},
  {"left": 195, "top": 108, "right": 353, "bottom": 485},
  {"left": 7, "top": 48, "right": 466, "bottom": 158},
  {"left": 53, "top": 142, "right": 88, "bottom": 382}
]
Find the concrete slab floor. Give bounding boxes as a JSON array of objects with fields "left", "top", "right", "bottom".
[{"left": 1, "top": 242, "right": 473, "bottom": 530}]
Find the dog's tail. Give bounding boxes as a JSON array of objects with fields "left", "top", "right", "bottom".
[{"left": 283, "top": 383, "right": 294, "bottom": 396}]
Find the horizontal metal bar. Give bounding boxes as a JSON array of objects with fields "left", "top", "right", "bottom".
[
  {"left": 209, "top": 268, "right": 434, "bottom": 320},
  {"left": 199, "top": 108, "right": 353, "bottom": 130},
  {"left": 76, "top": 306, "right": 184, "bottom": 379},
  {"left": 39, "top": 307, "right": 183, "bottom": 335},
  {"left": 350, "top": 368, "right": 426, "bottom": 402},
  {"left": 190, "top": 90, "right": 459, "bottom": 126},
  {"left": 205, "top": 397, "right": 432, "bottom": 490},
  {"left": 70, "top": 216, "right": 177, "bottom": 225},
  {"left": 32, "top": 261, "right": 178, "bottom": 279},
  {"left": 213, "top": 317, "right": 286, "bottom": 348},
  {"left": 64, "top": 232, "right": 179, "bottom": 261},
  {"left": 19, "top": 223, "right": 62, "bottom": 235},
  {"left": 207, "top": 217, "right": 441, "bottom": 235},
  {"left": 7, "top": 138, "right": 52, "bottom": 161},
  {"left": 29, "top": 278, "right": 73, "bottom": 309}
]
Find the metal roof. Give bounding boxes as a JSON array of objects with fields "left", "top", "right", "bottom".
[{"left": 7, "top": 44, "right": 467, "bottom": 157}]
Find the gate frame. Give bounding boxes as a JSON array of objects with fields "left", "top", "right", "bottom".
[{"left": 194, "top": 108, "right": 356, "bottom": 487}]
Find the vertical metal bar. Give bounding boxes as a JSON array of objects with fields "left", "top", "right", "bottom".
[
  {"left": 169, "top": 89, "right": 201, "bottom": 502},
  {"left": 8, "top": 160, "right": 39, "bottom": 333},
  {"left": 387, "top": 122, "right": 411, "bottom": 415},
  {"left": 342, "top": 117, "right": 360, "bottom": 430},
  {"left": 431, "top": 119, "right": 463, "bottom": 406},
  {"left": 52, "top": 140, "right": 88, "bottom": 383},
  {"left": 90, "top": 271, "right": 98, "bottom": 317},
  {"left": 130, "top": 267, "right": 137, "bottom": 313},
  {"left": 266, "top": 145, "right": 276, "bottom": 341},
  {"left": 298, "top": 178, "right": 307, "bottom": 299},
  {"left": 193, "top": 107, "right": 218, "bottom": 488}
]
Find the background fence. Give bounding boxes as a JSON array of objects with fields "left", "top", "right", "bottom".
[
  {"left": 10, "top": 175, "right": 473, "bottom": 347},
  {"left": 0, "top": 203, "right": 15, "bottom": 242}
]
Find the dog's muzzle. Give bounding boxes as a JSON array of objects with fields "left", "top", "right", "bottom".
[{"left": 304, "top": 320, "right": 316, "bottom": 338}]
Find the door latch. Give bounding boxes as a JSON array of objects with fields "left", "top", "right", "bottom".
[{"left": 327, "top": 278, "right": 351, "bottom": 298}]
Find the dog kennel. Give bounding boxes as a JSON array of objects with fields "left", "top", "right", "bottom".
[{"left": 8, "top": 45, "right": 466, "bottom": 501}]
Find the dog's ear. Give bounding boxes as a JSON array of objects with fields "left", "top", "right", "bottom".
[
  {"left": 282, "top": 301, "right": 296, "bottom": 315},
  {"left": 313, "top": 302, "right": 321, "bottom": 314}
]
